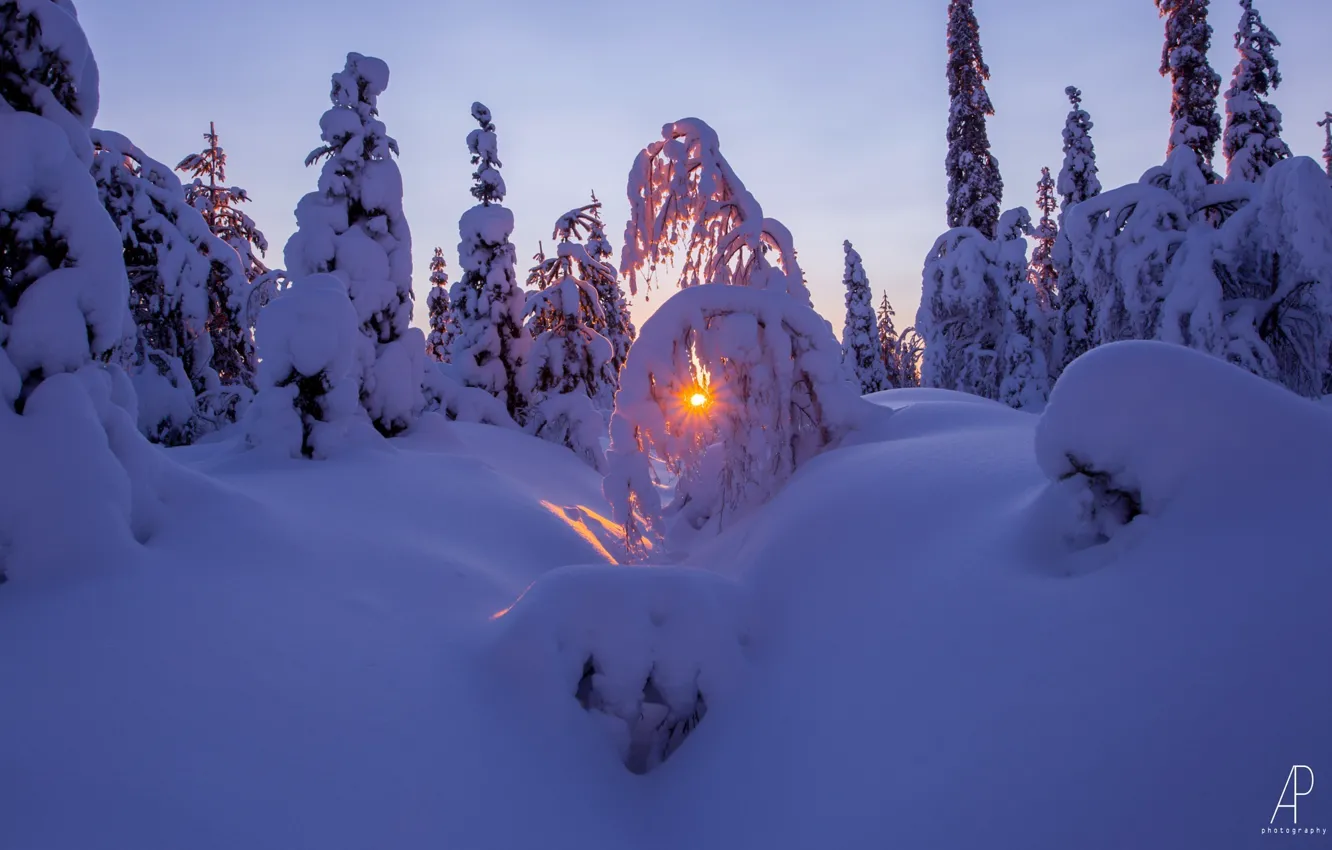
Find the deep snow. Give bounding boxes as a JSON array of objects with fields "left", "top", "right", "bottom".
[{"left": 2, "top": 342, "right": 1330, "bottom": 850}]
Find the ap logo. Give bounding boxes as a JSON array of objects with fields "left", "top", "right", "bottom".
[{"left": 1272, "top": 766, "right": 1315, "bottom": 825}]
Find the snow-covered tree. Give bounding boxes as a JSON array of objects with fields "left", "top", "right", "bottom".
[
  {"left": 608, "top": 119, "right": 858, "bottom": 556},
  {"left": 621, "top": 119, "right": 811, "bottom": 305},
  {"left": 1222, "top": 0, "right": 1290, "bottom": 184},
  {"left": 175, "top": 123, "right": 270, "bottom": 282},
  {"left": 1156, "top": 0, "right": 1223, "bottom": 182},
  {"left": 426, "top": 247, "right": 451, "bottom": 362},
  {"left": 448, "top": 102, "right": 530, "bottom": 421},
  {"left": 916, "top": 227, "right": 1003, "bottom": 398},
  {"left": 523, "top": 237, "right": 616, "bottom": 470},
  {"left": 945, "top": 0, "right": 1003, "bottom": 238},
  {"left": 1, "top": 0, "right": 129, "bottom": 413},
  {"left": 1058, "top": 87, "right": 1102, "bottom": 217},
  {"left": 1030, "top": 166, "right": 1059, "bottom": 308},
  {"left": 877, "top": 291, "right": 902, "bottom": 388},
  {"left": 897, "top": 327, "right": 925, "bottom": 388},
  {"left": 284, "top": 53, "right": 422, "bottom": 437},
  {"left": 840, "top": 241, "right": 889, "bottom": 394},
  {"left": 994, "top": 209, "right": 1051, "bottom": 409},
  {"left": 91, "top": 130, "right": 236, "bottom": 443},
  {"left": 1161, "top": 156, "right": 1332, "bottom": 396},
  {"left": 581, "top": 195, "right": 635, "bottom": 377},
  {"left": 1321, "top": 113, "right": 1332, "bottom": 179},
  {"left": 245, "top": 274, "right": 374, "bottom": 458},
  {"left": 605, "top": 286, "right": 863, "bottom": 556}
]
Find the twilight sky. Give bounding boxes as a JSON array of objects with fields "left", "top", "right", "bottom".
[{"left": 79, "top": 0, "right": 1332, "bottom": 331}]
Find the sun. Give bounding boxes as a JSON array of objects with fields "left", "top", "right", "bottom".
[{"left": 688, "top": 391, "right": 709, "bottom": 409}]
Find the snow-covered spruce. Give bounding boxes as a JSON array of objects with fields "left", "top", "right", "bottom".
[
  {"left": 877, "top": 291, "right": 902, "bottom": 389},
  {"left": 896, "top": 327, "right": 925, "bottom": 388},
  {"left": 245, "top": 274, "right": 374, "bottom": 459},
  {"left": 1, "top": 111, "right": 129, "bottom": 413},
  {"left": 994, "top": 209, "right": 1051, "bottom": 410},
  {"left": 577, "top": 196, "right": 635, "bottom": 379},
  {"left": 426, "top": 247, "right": 451, "bottom": 362},
  {"left": 284, "top": 53, "right": 422, "bottom": 437},
  {"left": 1156, "top": 0, "right": 1223, "bottom": 182},
  {"left": 945, "top": 0, "right": 1003, "bottom": 238},
  {"left": 523, "top": 239, "right": 617, "bottom": 471},
  {"left": 448, "top": 102, "right": 530, "bottom": 422},
  {"left": 604, "top": 285, "right": 864, "bottom": 556},
  {"left": 1321, "top": 113, "right": 1332, "bottom": 179},
  {"left": 916, "top": 227, "right": 1004, "bottom": 399},
  {"left": 1160, "top": 156, "right": 1332, "bottom": 397},
  {"left": 621, "top": 119, "right": 811, "bottom": 306},
  {"left": 0, "top": 0, "right": 102, "bottom": 165},
  {"left": 840, "top": 241, "right": 889, "bottom": 394},
  {"left": 1030, "top": 166, "right": 1059, "bottom": 310},
  {"left": 176, "top": 123, "right": 271, "bottom": 283},
  {"left": 1222, "top": 0, "right": 1290, "bottom": 184},
  {"left": 91, "top": 129, "right": 232, "bottom": 444},
  {"left": 1058, "top": 87, "right": 1102, "bottom": 218}
]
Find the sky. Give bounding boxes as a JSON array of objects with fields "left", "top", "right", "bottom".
[{"left": 79, "top": 0, "right": 1332, "bottom": 333}]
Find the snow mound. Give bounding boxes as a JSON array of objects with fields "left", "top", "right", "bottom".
[
  {"left": 488, "top": 564, "right": 754, "bottom": 774},
  {"left": 1036, "top": 340, "right": 1332, "bottom": 545}
]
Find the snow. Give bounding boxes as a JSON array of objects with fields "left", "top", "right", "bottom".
[{"left": 2, "top": 331, "right": 1330, "bottom": 847}]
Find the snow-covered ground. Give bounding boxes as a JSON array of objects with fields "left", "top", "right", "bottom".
[{"left": 2, "top": 342, "right": 1329, "bottom": 849}]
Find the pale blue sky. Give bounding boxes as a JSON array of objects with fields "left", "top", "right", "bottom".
[{"left": 80, "top": 0, "right": 1332, "bottom": 330}]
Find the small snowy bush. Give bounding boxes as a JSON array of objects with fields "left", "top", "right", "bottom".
[{"left": 246, "top": 275, "right": 374, "bottom": 459}]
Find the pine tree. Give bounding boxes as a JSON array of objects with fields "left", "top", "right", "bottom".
[
  {"left": 994, "top": 209, "right": 1051, "bottom": 410},
  {"left": 175, "top": 124, "right": 270, "bottom": 281},
  {"left": 1321, "top": 113, "right": 1332, "bottom": 179},
  {"left": 284, "top": 53, "right": 422, "bottom": 436},
  {"left": 840, "top": 241, "right": 889, "bottom": 394},
  {"left": 1, "top": 0, "right": 130, "bottom": 414},
  {"left": 92, "top": 130, "right": 235, "bottom": 444},
  {"left": 449, "top": 102, "right": 530, "bottom": 421},
  {"left": 897, "top": 328, "right": 925, "bottom": 388},
  {"left": 581, "top": 194, "right": 635, "bottom": 377},
  {"left": 1030, "top": 167, "right": 1059, "bottom": 309},
  {"left": 523, "top": 220, "right": 617, "bottom": 468},
  {"left": 1058, "top": 87, "right": 1102, "bottom": 216},
  {"left": 426, "top": 247, "right": 451, "bottom": 362},
  {"left": 1222, "top": 0, "right": 1290, "bottom": 183},
  {"left": 945, "top": 0, "right": 1003, "bottom": 238},
  {"left": 1156, "top": 0, "right": 1223, "bottom": 182},
  {"left": 877, "top": 291, "right": 902, "bottom": 389}
]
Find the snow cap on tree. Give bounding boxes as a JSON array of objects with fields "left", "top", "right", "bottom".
[
  {"left": 1222, "top": 0, "right": 1290, "bottom": 183},
  {"left": 840, "top": 240, "right": 889, "bottom": 394},
  {"left": 284, "top": 52, "right": 421, "bottom": 436},
  {"left": 1058, "top": 87, "right": 1102, "bottom": 216},
  {"left": 945, "top": 0, "right": 1003, "bottom": 238},
  {"left": 468, "top": 102, "right": 505, "bottom": 205},
  {"left": 0, "top": 0, "right": 101, "bottom": 163},
  {"left": 1156, "top": 0, "right": 1223, "bottom": 182},
  {"left": 916, "top": 226, "right": 1004, "bottom": 398}
]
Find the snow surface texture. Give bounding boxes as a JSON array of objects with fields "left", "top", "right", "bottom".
[{"left": 4, "top": 339, "right": 1328, "bottom": 849}]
